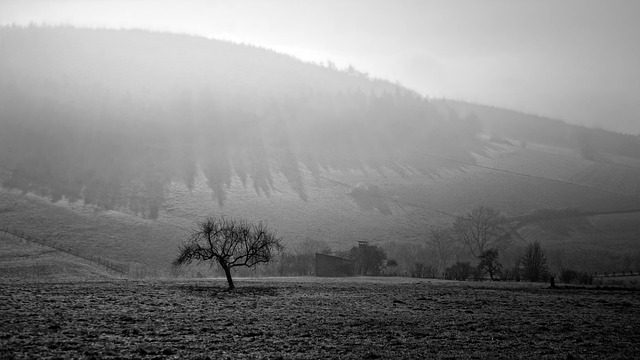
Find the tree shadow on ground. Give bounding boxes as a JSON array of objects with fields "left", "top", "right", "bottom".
[{"left": 175, "top": 283, "right": 279, "bottom": 297}]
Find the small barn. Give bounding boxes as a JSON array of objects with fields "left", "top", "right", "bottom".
[{"left": 315, "top": 253, "right": 356, "bottom": 277}]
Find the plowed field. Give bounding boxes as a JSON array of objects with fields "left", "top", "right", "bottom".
[{"left": 1, "top": 278, "right": 639, "bottom": 359}]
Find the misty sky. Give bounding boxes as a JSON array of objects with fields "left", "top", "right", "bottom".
[{"left": 1, "top": 0, "right": 639, "bottom": 134}]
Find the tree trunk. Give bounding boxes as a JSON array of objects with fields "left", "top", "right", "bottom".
[{"left": 218, "top": 259, "right": 234, "bottom": 290}]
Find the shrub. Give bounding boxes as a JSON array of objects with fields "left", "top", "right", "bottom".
[
  {"left": 412, "top": 262, "right": 437, "bottom": 278},
  {"left": 501, "top": 266, "right": 517, "bottom": 281},
  {"left": 445, "top": 262, "right": 473, "bottom": 281},
  {"left": 559, "top": 268, "right": 593, "bottom": 285}
]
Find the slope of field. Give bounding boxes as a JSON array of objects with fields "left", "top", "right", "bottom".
[
  {"left": 517, "top": 211, "right": 640, "bottom": 254},
  {"left": 0, "top": 189, "right": 185, "bottom": 275},
  {"left": 474, "top": 142, "right": 640, "bottom": 199},
  {"left": 0, "top": 232, "right": 116, "bottom": 281},
  {"left": 1, "top": 278, "right": 639, "bottom": 359},
  {"left": 570, "top": 162, "right": 640, "bottom": 198},
  {"left": 475, "top": 142, "right": 592, "bottom": 181}
]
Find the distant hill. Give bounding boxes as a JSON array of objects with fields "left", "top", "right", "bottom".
[
  {"left": 1, "top": 26, "right": 640, "bottom": 277},
  {"left": 0, "top": 26, "right": 485, "bottom": 216}
]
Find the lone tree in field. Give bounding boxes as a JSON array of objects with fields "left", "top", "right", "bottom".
[
  {"left": 173, "top": 216, "right": 284, "bottom": 290},
  {"left": 452, "top": 205, "right": 512, "bottom": 258}
]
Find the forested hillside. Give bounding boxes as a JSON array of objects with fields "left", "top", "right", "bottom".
[{"left": 0, "top": 26, "right": 484, "bottom": 218}]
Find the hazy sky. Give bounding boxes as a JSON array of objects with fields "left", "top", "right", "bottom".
[{"left": 1, "top": 0, "right": 639, "bottom": 134}]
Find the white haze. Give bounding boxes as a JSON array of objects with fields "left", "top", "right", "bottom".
[{"left": 1, "top": 0, "right": 639, "bottom": 134}]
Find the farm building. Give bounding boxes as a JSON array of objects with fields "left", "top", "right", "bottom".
[{"left": 315, "top": 253, "right": 356, "bottom": 277}]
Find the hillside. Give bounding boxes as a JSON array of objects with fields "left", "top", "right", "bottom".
[
  {"left": 0, "top": 231, "right": 117, "bottom": 281},
  {"left": 437, "top": 100, "right": 640, "bottom": 161},
  {"left": 1, "top": 26, "right": 640, "bottom": 277},
  {"left": 0, "top": 26, "right": 485, "bottom": 214}
]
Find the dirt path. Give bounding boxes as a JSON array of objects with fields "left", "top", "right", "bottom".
[{"left": 1, "top": 278, "right": 639, "bottom": 359}]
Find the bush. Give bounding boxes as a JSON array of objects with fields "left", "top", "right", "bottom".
[
  {"left": 501, "top": 265, "right": 521, "bottom": 282},
  {"left": 559, "top": 268, "right": 594, "bottom": 285},
  {"left": 445, "top": 262, "right": 473, "bottom": 281},
  {"left": 471, "top": 266, "right": 486, "bottom": 281},
  {"left": 412, "top": 262, "right": 437, "bottom": 278}
]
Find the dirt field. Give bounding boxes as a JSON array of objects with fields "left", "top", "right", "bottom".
[{"left": 1, "top": 277, "right": 639, "bottom": 359}]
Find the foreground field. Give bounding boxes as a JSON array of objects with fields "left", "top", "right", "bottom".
[{"left": 1, "top": 278, "right": 639, "bottom": 359}]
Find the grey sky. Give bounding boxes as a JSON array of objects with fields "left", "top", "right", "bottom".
[{"left": 1, "top": 0, "right": 639, "bottom": 134}]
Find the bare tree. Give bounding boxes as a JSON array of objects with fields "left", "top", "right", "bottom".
[
  {"left": 478, "top": 248, "right": 502, "bottom": 281},
  {"left": 426, "top": 226, "right": 455, "bottom": 275},
  {"left": 173, "top": 216, "right": 284, "bottom": 290},
  {"left": 521, "top": 241, "right": 548, "bottom": 282},
  {"left": 452, "top": 205, "right": 512, "bottom": 258}
]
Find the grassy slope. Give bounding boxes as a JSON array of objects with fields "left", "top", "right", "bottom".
[
  {"left": 0, "top": 231, "right": 116, "bottom": 281},
  {"left": 0, "top": 189, "right": 182, "bottom": 273}
]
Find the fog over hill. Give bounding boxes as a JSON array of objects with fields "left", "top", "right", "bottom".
[
  {"left": 1, "top": 26, "right": 640, "bottom": 275},
  {"left": 0, "top": 26, "right": 488, "bottom": 216}
]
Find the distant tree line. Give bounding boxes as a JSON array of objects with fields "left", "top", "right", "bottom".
[
  {"left": 273, "top": 238, "right": 396, "bottom": 277},
  {"left": 169, "top": 206, "right": 640, "bottom": 284},
  {"left": 380, "top": 205, "right": 640, "bottom": 285}
]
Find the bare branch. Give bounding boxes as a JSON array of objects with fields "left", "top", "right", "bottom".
[{"left": 452, "top": 205, "right": 511, "bottom": 258}]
